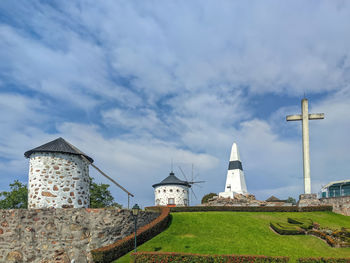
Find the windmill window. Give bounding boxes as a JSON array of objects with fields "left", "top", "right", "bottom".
[
  {"left": 183, "top": 190, "right": 185, "bottom": 193},
  {"left": 176, "top": 189, "right": 179, "bottom": 193},
  {"left": 168, "top": 198, "right": 175, "bottom": 205},
  {"left": 158, "top": 190, "right": 160, "bottom": 193},
  {"left": 170, "top": 189, "right": 173, "bottom": 192},
  {"left": 163, "top": 189, "right": 166, "bottom": 193}
]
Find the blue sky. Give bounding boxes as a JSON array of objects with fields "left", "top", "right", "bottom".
[{"left": 0, "top": 1, "right": 350, "bottom": 207}]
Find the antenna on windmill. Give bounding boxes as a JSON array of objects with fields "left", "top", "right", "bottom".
[{"left": 178, "top": 164, "right": 205, "bottom": 205}]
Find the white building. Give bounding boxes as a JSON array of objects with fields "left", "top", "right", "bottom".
[
  {"left": 24, "top": 137, "right": 93, "bottom": 209},
  {"left": 219, "top": 142, "right": 248, "bottom": 198},
  {"left": 152, "top": 171, "right": 190, "bottom": 207}
]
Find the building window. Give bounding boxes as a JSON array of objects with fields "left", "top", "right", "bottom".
[
  {"left": 184, "top": 199, "right": 188, "bottom": 206},
  {"left": 176, "top": 189, "right": 179, "bottom": 193},
  {"left": 163, "top": 189, "right": 166, "bottom": 193},
  {"left": 156, "top": 199, "right": 160, "bottom": 205},
  {"left": 183, "top": 190, "right": 185, "bottom": 193},
  {"left": 158, "top": 190, "right": 160, "bottom": 193},
  {"left": 168, "top": 198, "right": 175, "bottom": 205},
  {"left": 170, "top": 189, "right": 173, "bottom": 192}
]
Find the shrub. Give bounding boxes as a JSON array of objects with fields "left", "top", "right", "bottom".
[
  {"left": 288, "top": 218, "right": 313, "bottom": 230},
  {"left": 298, "top": 257, "right": 350, "bottom": 263},
  {"left": 131, "top": 251, "right": 290, "bottom": 263},
  {"left": 170, "top": 205, "right": 332, "bottom": 213},
  {"left": 201, "top": 193, "right": 218, "bottom": 204},
  {"left": 270, "top": 222, "right": 305, "bottom": 235},
  {"left": 91, "top": 207, "right": 170, "bottom": 263},
  {"left": 308, "top": 230, "right": 337, "bottom": 247}
]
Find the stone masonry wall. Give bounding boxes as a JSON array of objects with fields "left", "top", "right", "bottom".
[
  {"left": 28, "top": 152, "right": 90, "bottom": 209},
  {"left": 0, "top": 208, "right": 159, "bottom": 263},
  {"left": 320, "top": 196, "right": 350, "bottom": 216},
  {"left": 154, "top": 185, "right": 189, "bottom": 206}
]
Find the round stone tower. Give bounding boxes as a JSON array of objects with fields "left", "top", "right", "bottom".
[
  {"left": 152, "top": 171, "right": 190, "bottom": 207},
  {"left": 24, "top": 137, "right": 93, "bottom": 209}
]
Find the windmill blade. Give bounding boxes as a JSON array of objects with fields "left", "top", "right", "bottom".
[
  {"left": 188, "top": 181, "right": 206, "bottom": 184},
  {"left": 190, "top": 187, "right": 198, "bottom": 200},
  {"left": 178, "top": 166, "right": 189, "bottom": 182}
]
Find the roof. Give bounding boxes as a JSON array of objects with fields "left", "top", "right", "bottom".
[
  {"left": 266, "top": 196, "right": 281, "bottom": 202},
  {"left": 24, "top": 137, "right": 94, "bottom": 163},
  {"left": 152, "top": 172, "right": 191, "bottom": 188},
  {"left": 321, "top": 179, "right": 350, "bottom": 190}
]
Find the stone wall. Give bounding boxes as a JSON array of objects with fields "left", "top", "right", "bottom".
[
  {"left": 154, "top": 185, "right": 189, "bottom": 206},
  {"left": 0, "top": 208, "right": 159, "bottom": 263},
  {"left": 28, "top": 152, "right": 90, "bottom": 209},
  {"left": 320, "top": 196, "right": 350, "bottom": 216}
]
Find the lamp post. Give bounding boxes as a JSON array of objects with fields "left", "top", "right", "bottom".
[{"left": 132, "top": 204, "right": 140, "bottom": 252}]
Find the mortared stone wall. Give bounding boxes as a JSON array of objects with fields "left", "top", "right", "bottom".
[{"left": 0, "top": 208, "right": 159, "bottom": 263}]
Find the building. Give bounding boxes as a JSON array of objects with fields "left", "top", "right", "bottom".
[
  {"left": 219, "top": 142, "right": 248, "bottom": 198},
  {"left": 152, "top": 171, "right": 190, "bottom": 207},
  {"left": 24, "top": 137, "right": 93, "bottom": 209},
  {"left": 320, "top": 179, "right": 350, "bottom": 198}
]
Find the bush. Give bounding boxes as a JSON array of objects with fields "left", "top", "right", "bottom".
[
  {"left": 91, "top": 207, "right": 170, "bottom": 262},
  {"left": 170, "top": 205, "right": 333, "bottom": 213},
  {"left": 131, "top": 252, "right": 290, "bottom": 263},
  {"left": 288, "top": 218, "right": 313, "bottom": 230},
  {"left": 270, "top": 222, "right": 305, "bottom": 235},
  {"left": 298, "top": 257, "right": 350, "bottom": 263},
  {"left": 308, "top": 230, "right": 337, "bottom": 247},
  {"left": 201, "top": 193, "right": 218, "bottom": 204}
]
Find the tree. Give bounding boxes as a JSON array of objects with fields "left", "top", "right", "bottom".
[
  {"left": 0, "top": 180, "right": 28, "bottom": 209},
  {"left": 0, "top": 178, "right": 122, "bottom": 209},
  {"left": 201, "top": 193, "right": 218, "bottom": 204},
  {"left": 89, "top": 177, "right": 122, "bottom": 208},
  {"left": 286, "top": 196, "right": 296, "bottom": 205}
]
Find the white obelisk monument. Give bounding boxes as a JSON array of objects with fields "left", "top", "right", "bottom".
[
  {"left": 219, "top": 142, "right": 248, "bottom": 198},
  {"left": 286, "top": 98, "right": 324, "bottom": 194}
]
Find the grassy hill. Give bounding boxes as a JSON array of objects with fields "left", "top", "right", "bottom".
[{"left": 114, "top": 211, "right": 350, "bottom": 262}]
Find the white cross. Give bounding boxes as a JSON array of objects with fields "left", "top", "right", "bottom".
[{"left": 286, "top": 98, "right": 324, "bottom": 194}]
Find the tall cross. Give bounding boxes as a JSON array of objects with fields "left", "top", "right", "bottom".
[{"left": 286, "top": 98, "right": 324, "bottom": 194}]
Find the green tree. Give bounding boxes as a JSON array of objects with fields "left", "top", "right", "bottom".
[
  {"left": 201, "top": 193, "right": 218, "bottom": 204},
  {"left": 89, "top": 177, "right": 122, "bottom": 208},
  {"left": 286, "top": 196, "right": 297, "bottom": 205},
  {"left": 0, "top": 180, "right": 28, "bottom": 209}
]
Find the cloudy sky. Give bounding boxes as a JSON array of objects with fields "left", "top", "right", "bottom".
[{"left": 0, "top": 1, "right": 349, "bottom": 207}]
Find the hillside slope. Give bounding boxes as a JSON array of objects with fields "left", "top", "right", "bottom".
[{"left": 115, "top": 211, "right": 350, "bottom": 262}]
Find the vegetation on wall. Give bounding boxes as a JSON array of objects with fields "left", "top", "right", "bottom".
[{"left": 201, "top": 193, "right": 218, "bottom": 204}]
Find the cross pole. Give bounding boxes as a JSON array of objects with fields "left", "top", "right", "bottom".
[{"left": 286, "top": 98, "right": 324, "bottom": 194}]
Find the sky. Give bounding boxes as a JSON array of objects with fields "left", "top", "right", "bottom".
[{"left": 0, "top": 1, "right": 349, "bottom": 208}]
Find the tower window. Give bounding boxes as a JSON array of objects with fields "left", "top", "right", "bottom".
[
  {"left": 168, "top": 198, "right": 175, "bottom": 205},
  {"left": 170, "top": 189, "right": 173, "bottom": 192}
]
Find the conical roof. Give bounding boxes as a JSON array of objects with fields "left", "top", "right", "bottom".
[
  {"left": 265, "top": 195, "right": 281, "bottom": 202},
  {"left": 152, "top": 172, "right": 191, "bottom": 188},
  {"left": 24, "top": 137, "right": 94, "bottom": 163}
]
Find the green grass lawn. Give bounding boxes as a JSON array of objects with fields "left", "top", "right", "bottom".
[{"left": 114, "top": 211, "right": 350, "bottom": 262}]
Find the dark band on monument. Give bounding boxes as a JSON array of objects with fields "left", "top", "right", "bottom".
[{"left": 228, "top": 161, "right": 243, "bottom": 171}]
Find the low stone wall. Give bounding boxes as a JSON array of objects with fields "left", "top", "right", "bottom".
[
  {"left": 0, "top": 208, "right": 159, "bottom": 263},
  {"left": 320, "top": 196, "right": 350, "bottom": 216}
]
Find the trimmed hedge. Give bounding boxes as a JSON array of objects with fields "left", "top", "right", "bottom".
[
  {"left": 298, "top": 257, "right": 350, "bottom": 263},
  {"left": 91, "top": 207, "right": 170, "bottom": 263},
  {"left": 308, "top": 230, "right": 337, "bottom": 247},
  {"left": 270, "top": 221, "right": 305, "bottom": 235},
  {"left": 131, "top": 252, "right": 290, "bottom": 263},
  {"left": 170, "top": 205, "right": 332, "bottom": 213},
  {"left": 288, "top": 218, "right": 313, "bottom": 230}
]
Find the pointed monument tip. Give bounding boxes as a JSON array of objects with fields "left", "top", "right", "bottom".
[{"left": 230, "top": 142, "right": 240, "bottom": 161}]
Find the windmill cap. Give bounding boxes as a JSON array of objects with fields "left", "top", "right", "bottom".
[
  {"left": 152, "top": 171, "right": 191, "bottom": 188},
  {"left": 24, "top": 137, "right": 94, "bottom": 163}
]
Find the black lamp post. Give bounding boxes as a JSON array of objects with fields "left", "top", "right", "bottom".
[{"left": 132, "top": 204, "right": 140, "bottom": 252}]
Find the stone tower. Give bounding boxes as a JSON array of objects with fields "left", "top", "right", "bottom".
[
  {"left": 24, "top": 137, "right": 93, "bottom": 209},
  {"left": 152, "top": 171, "right": 190, "bottom": 207}
]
